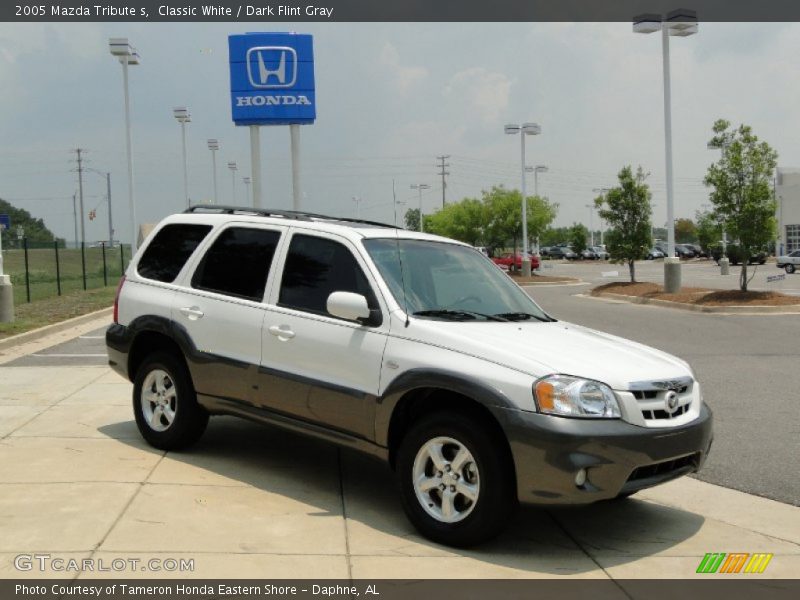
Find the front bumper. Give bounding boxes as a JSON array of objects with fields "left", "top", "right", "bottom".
[{"left": 493, "top": 403, "right": 713, "bottom": 504}]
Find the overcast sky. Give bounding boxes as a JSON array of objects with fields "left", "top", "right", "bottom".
[{"left": 0, "top": 22, "right": 798, "bottom": 245}]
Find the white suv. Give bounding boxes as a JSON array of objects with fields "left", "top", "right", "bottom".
[{"left": 107, "top": 206, "right": 713, "bottom": 546}]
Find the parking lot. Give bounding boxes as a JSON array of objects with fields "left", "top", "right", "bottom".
[{"left": 0, "top": 265, "right": 798, "bottom": 580}]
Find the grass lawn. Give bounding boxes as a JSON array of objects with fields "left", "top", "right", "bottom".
[
  {"left": 1, "top": 245, "right": 127, "bottom": 305},
  {"left": 0, "top": 286, "right": 115, "bottom": 340}
]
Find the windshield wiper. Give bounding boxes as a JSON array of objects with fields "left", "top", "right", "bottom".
[
  {"left": 413, "top": 309, "right": 509, "bottom": 322},
  {"left": 493, "top": 312, "right": 555, "bottom": 322}
]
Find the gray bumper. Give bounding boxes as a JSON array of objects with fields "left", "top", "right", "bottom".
[{"left": 493, "top": 403, "right": 713, "bottom": 504}]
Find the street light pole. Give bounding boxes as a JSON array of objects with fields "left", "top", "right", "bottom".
[
  {"left": 242, "top": 176, "right": 251, "bottom": 203},
  {"left": 109, "top": 38, "right": 140, "bottom": 253},
  {"left": 410, "top": 184, "right": 430, "bottom": 232},
  {"left": 228, "top": 161, "right": 238, "bottom": 204},
  {"left": 634, "top": 9, "right": 697, "bottom": 293},
  {"left": 585, "top": 204, "right": 595, "bottom": 246},
  {"left": 207, "top": 139, "right": 219, "bottom": 204},
  {"left": 592, "top": 187, "right": 611, "bottom": 245},
  {"left": 173, "top": 107, "right": 191, "bottom": 208},
  {"left": 505, "top": 123, "right": 541, "bottom": 276}
]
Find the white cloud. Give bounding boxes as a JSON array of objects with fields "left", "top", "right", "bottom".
[
  {"left": 378, "top": 41, "right": 428, "bottom": 94},
  {"left": 443, "top": 67, "right": 513, "bottom": 124}
]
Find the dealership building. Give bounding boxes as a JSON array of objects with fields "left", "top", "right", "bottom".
[{"left": 777, "top": 168, "right": 800, "bottom": 254}]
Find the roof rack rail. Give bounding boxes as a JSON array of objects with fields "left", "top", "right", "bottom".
[{"left": 184, "top": 204, "right": 398, "bottom": 229}]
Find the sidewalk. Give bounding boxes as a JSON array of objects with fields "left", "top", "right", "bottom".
[{"left": 0, "top": 325, "right": 798, "bottom": 580}]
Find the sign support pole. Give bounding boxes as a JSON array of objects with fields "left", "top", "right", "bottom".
[
  {"left": 250, "top": 125, "right": 262, "bottom": 208},
  {"left": 290, "top": 124, "right": 301, "bottom": 211}
]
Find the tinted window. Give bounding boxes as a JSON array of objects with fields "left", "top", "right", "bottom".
[
  {"left": 137, "top": 224, "right": 212, "bottom": 283},
  {"left": 192, "top": 227, "right": 281, "bottom": 301},
  {"left": 279, "top": 235, "right": 377, "bottom": 317}
]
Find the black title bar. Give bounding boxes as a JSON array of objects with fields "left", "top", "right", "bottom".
[{"left": 4, "top": 0, "right": 800, "bottom": 22}]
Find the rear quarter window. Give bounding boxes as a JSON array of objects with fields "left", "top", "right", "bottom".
[{"left": 137, "top": 224, "right": 212, "bottom": 283}]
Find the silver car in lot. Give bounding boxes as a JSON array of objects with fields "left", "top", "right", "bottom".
[{"left": 777, "top": 250, "right": 800, "bottom": 273}]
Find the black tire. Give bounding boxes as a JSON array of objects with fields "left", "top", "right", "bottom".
[
  {"left": 133, "top": 352, "right": 208, "bottom": 450},
  {"left": 396, "top": 411, "right": 516, "bottom": 547},
  {"left": 787, "top": 264, "right": 796, "bottom": 274}
]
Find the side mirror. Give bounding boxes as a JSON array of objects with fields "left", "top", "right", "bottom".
[{"left": 327, "top": 291, "right": 371, "bottom": 322}]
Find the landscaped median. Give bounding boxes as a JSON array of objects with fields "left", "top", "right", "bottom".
[
  {"left": 592, "top": 282, "right": 800, "bottom": 313},
  {"left": 508, "top": 272, "right": 580, "bottom": 285}
]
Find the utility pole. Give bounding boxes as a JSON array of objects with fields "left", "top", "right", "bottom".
[
  {"left": 436, "top": 155, "right": 450, "bottom": 208},
  {"left": 352, "top": 196, "right": 361, "bottom": 219},
  {"left": 410, "top": 184, "right": 430, "bottom": 232},
  {"left": 105, "top": 172, "right": 114, "bottom": 248},
  {"left": 72, "top": 193, "right": 79, "bottom": 249},
  {"left": 71, "top": 148, "right": 87, "bottom": 246}
]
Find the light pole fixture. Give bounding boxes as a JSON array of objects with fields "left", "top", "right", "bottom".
[
  {"left": 242, "top": 176, "right": 251, "bottom": 205},
  {"left": 505, "top": 122, "right": 541, "bottom": 276},
  {"left": 634, "top": 8, "right": 698, "bottom": 293},
  {"left": 227, "top": 161, "right": 238, "bottom": 204},
  {"left": 585, "top": 204, "right": 596, "bottom": 247},
  {"left": 707, "top": 140, "right": 731, "bottom": 257},
  {"left": 593, "top": 187, "right": 611, "bottom": 245},
  {"left": 410, "top": 184, "right": 430, "bottom": 232},
  {"left": 207, "top": 139, "right": 219, "bottom": 204},
  {"left": 173, "top": 106, "right": 191, "bottom": 208},
  {"left": 109, "top": 37, "right": 140, "bottom": 253}
]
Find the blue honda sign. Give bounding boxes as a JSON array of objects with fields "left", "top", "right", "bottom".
[
  {"left": 229, "top": 33, "right": 316, "bottom": 126},
  {"left": 0, "top": 215, "right": 9, "bottom": 231}
]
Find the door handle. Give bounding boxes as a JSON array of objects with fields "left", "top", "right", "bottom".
[
  {"left": 179, "top": 306, "right": 205, "bottom": 320},
  {"left": 268, "top": 325, "right": 296, "bottom": 340}
]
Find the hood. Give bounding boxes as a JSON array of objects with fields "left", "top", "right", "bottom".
[{"left": 402, "top": 318, "right": 692, "bottom": 390}]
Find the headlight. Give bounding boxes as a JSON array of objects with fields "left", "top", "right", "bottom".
[{"left": 534, "top": 375, "right": 621, "bottom": 418}]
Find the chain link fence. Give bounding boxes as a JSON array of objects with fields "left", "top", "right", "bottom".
[{"left": 3, "top": 240, "right": 129, "bottom": 305}]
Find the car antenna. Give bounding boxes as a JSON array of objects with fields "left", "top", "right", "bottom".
[{"left": 392, "top": 179, "right": 410, "bottom": 327}]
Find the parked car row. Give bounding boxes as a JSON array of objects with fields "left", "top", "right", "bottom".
[{"left": 710, "top": 244, "right": 767, "bottom": 266}]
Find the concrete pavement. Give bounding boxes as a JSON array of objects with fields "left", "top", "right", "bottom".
[{"left": 0, "top": 314, "right": 798, "bottom": 580}]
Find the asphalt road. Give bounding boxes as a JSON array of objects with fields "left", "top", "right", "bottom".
[{"left": 5, "top": 261, "right": 799, "bottom": 506}]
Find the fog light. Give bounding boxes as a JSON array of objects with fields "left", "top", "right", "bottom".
[{"left": 575, "top": 468, "right": 587, "bottom": 487}]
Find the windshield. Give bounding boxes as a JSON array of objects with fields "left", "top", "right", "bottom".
[{"left": 363, "top": 238, "right": 553, "bottom": 322}]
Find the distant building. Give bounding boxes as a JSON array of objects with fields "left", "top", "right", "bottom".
[{"left": 777, "top": 168, "right": 800, "bottom": 254}]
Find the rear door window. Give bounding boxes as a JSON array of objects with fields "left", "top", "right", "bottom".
[{"left": 191, "top": 227, "right": 281, "bottom": 302}]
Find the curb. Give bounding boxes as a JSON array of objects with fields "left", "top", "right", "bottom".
[
  {"left": 0, "top": 307, "right": 113, "bottom": 352},
  {"left": 595, "top": 292, "right": 800, "bottom": 314}
]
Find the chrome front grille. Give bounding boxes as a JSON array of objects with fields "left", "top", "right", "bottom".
[{"left": 628, "top": 376, "right": 693, "bottom": 423}]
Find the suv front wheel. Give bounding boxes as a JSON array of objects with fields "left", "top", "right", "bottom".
[
  {"left": 133, "top": 352, "right": 208, "bottom": 450},
  {"left": 396, "top": 412, "right": 515, "bottom": 546}
]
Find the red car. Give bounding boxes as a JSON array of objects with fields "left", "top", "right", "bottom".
[{"left": 491, "top": 252, "right": 540, "bottom": 272}]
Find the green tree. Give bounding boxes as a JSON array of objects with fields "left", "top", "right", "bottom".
[
  {"left": 674, "top": 218, "right": 697, "bottom": 244},
  {"left": 425, "top": 198, "right": 485, "bottom": 246},
  {"left": 595, "top": 166, "right": 652, "bottom": 282},
  {"left": 704, "top": 120, "right": 778, "bottom": 291},
  {"left": 0, "top": 198, "right": 60, "bottom": 247},
  {"left": 404, "top": 208, "right": 420, "bottom": 231},
  {"left": 480, "top": 186, "right": 557, "bottom": 252},
  {"left": 569, "top": 223, "right": 589, "bottom": 255},
  {"left": 695, "top": 210, "right": 723, "bottom": 254},
  {"left": 540, "top": 226, "right": 573, "bottom": 247}
]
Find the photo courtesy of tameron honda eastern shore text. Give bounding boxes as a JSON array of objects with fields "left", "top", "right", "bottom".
[{"left": 106, "top": 206, "right": 713, "bottom": 546}]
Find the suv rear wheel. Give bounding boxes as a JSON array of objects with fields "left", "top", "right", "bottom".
[
  {"left": 787, "top": 264, "right": 796, "bottom": 274},
  {"left": 133, "top": 352, "right": 208, "bottom": 450},
  {"left": 396, "top": 412, "right": 515, "bottom": 546}
]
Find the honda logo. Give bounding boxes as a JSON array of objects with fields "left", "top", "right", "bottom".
[{"left": 246, "top": 46, "right": 297, "bottom": 88}]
